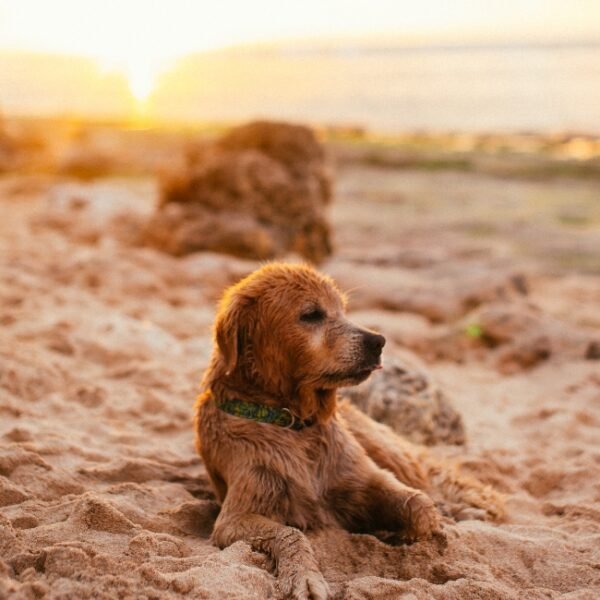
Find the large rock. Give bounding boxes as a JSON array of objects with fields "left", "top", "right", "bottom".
[
  {"left": 143, "top": 121, "right": 333, "bottom": 263},
  {"left": 344, "top": 350, "right": 466, "bottom": 446},
  {"left": 416, "top": 300, "right": 600, "bottom": 372}
]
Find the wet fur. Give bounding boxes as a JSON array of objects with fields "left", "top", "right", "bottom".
[{"left": 194, "top": 263, "right": 504, "bottom": 599}]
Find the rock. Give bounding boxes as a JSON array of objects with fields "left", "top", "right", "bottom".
[
  {"left": 143, "top": 121, "right": 333, "bottom": 263},
  {"left": 472, "top": 302, "right": 597, "bottom": 372},
  {"left": 414, "top": 300, "right": 600, "bottom": 372},
  {"left": 343, "top": 351, "right": 466, "bottom": 445}
]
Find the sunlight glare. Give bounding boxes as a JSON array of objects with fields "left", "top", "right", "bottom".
[
  {"left": 127, "top": 64, "right": 157, "bottom": 103},
  {"left": 3, "top": 0, "right": 600, "bottom": 117}
]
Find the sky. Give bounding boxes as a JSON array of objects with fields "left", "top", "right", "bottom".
[{"left": 1, "top": 0, "right": 599, "bottom": 99}]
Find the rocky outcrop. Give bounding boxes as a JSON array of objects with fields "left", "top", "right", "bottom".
[
  {"left": 344, "top": 351, "right": 466, "bottom": 446},
  {"left": 143, "top": 121, "right": 333, "bottom": 263}
]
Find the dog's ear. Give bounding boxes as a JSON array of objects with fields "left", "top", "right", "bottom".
[{"left": 214, "top": 291, "right": 255, "bottom": 374}]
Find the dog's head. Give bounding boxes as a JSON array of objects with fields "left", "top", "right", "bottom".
[{"left": 210, "top": 263, "right": 385, "bottom": 422}]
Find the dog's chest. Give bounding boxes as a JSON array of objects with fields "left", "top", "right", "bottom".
[
  {"left": 269, "top": 427, "right": 348, "bottom": 529},
  {"left": 289, "top": 423, "right": 358, "bottom": 492}
]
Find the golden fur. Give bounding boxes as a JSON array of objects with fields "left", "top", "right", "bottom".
[{"left": 195, "top": 263, "right": 503, "bottom": 600}]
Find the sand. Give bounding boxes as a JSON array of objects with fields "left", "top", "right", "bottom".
[{"left": 1, "top": 155, "right": 599, "bottom": 598}]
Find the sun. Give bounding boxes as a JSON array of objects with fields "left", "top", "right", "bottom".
[
  {"left": 127, "top": 64, "right": 157, "bottom": 103},
  {"left": 98, "top": 54, "right": 162, "bottom": 105}
]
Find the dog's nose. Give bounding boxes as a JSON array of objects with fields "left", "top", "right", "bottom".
[{"left": 363, "top": 331, "right": 386, "bottom": 356}]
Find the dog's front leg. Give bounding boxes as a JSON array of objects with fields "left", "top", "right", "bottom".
[
  {"left": 212, "top": 509, "right": 329, "bottom": 600},
  {"left": 365, "top": 471, "right": 447, "bottom": 547},
  {"left": 330, "top": 467, "right": 445, "bottom": 547}
]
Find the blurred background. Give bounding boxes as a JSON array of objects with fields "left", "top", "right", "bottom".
[
  {"left": 1, "top": 0, "right": 599, "bottom": 272},
  {"left": 1, "top": 0, "right": 599, "bottom": 275},
  {"left": 1, "top": 0, "right": 600, "bottom": 131}
]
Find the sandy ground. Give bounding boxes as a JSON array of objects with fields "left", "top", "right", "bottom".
[{"left": 1, "top": 160, "right": 599, "bottom": 599}]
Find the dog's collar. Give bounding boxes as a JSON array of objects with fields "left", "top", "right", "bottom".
[{"left": 218, "top": 398, "right": 315, "bottom": 431}]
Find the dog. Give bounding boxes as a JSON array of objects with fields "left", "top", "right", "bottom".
[{"left": 195, "top": 263, "right": 503, "bottom": 599}]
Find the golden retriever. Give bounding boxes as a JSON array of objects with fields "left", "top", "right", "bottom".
[{"left": 195, "top": 263, "right": 503, "bottom": 599}]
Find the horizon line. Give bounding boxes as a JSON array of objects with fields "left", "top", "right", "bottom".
[{"left": 2, "top": 33, "right": 600, "bottom": 64}]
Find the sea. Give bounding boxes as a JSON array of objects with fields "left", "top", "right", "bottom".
[
  {"left": 2, "top": 42, "right": 600, "bottom": 133},
  {"left": 151, "top": 42, "right": 600, "bottom": 134}
]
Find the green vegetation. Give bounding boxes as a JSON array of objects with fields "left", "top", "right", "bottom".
[{"left": 464, "top": 323, "right": 484, "bottom": 339}]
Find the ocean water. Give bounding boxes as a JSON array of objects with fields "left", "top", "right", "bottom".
[{"left": 152, "top": 43, "right": 600, "bottom": 133}]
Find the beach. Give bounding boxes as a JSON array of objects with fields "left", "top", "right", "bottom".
[{"left": 1, "top": 120, "right": 599, "bottom": 598}]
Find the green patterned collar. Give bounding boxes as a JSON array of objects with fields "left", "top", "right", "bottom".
[{"left": 218, "top": 398, "right": 315, "bottom": 431}]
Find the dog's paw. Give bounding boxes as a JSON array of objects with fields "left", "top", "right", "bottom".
[
  {"left": 402, "top": 491, "right": 443, "bottom": 542},
  {"left": 282, "top": 569, "right": 329, "bottom": 600}
]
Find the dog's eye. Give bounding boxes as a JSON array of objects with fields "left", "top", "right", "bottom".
[{"left": 300, "top": 308, "right": 325, "bottom": 323}]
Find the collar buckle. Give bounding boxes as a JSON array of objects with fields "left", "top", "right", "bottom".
[{"left": 281, "top": 408, "right": 297, "bottom": 429}]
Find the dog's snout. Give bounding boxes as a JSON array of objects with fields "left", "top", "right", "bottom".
[{"left": 363, "top": 331, "right": 386, "bottom": 356}]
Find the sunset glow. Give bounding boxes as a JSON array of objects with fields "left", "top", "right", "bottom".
[
  {"left": 2, "top": 0, "right": 600, "bottom": 102},
  {"left": 1, "top": 0, "right": 599, "bottom": 121}
]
